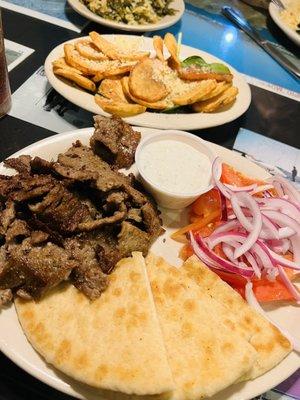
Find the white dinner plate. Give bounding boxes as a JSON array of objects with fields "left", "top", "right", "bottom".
[
  {"left": 269, "top": 2, "right": 300, "bottom": 47},
  {"left": 67, "top": 0, "right": 185, "bottom": 32},
  {"left": 0, "top": 127, "right": 299, "bottom": 400},
  {"left": 44, "top": 35, "right": 251, "bottom": 130}
]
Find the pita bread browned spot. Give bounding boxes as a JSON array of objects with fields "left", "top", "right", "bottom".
[
  {"left": 182, "top": 255, "right": 292, "bottom": 379},
  {"left": 145, "top": 253, "right": 257, "bottom": 399},
  {"left": 15, "top": 253, "right": 174, "bottom": 395}
]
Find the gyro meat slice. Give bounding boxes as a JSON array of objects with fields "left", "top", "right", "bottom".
[
  {"left": 192, "top": 86, "right": 239, "bottom": 112},
  {"left": 172, "top": 79, "right": 217, "bottom": 106},
  {"left": 122, "top": 77, "right": 171, "bottom": 110},
  {"left": 129, "top": 58, "right": 169, "bottom": 103},
  {"left": 99, "top": 78, "right": 129, "bottom": 103},
  {"left": 89, "top": 31, "right": 150, "bottom": 61},
  {"left": 94, "top": 95, "right": 146, "bottom": 117},
  {"left": 75, "top": 39, "right": 108, "bottom": 61},
  {"left": 54, "top": 68, "right": 96, "bottom": 92}
]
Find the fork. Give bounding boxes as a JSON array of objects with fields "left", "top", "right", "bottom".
[{"left": 271, "top": 0, "right": 286, "bottom": 11}]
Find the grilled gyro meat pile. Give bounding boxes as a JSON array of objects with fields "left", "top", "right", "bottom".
[{"left": 0, "top": 116, "right": 162, "bottom": 306}]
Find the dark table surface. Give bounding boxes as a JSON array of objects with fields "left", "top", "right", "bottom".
[{"left": 0, "top": 5, "right": 299, "bottom": 400}]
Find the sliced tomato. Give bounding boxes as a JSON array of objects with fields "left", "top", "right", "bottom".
[
  {"left": 221, "top": 163, "right": 265, "bottom": 186},
  {"left": 191, "top": 188, "right": 221, "bottom": 217},
  {"left": 215, "top": 267, "right": 295, "bottom": 302},
  {"left": 179, "top": 244, "right": 194, "bottom": 261}
]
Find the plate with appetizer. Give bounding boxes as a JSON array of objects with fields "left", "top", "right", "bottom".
[
  {"left": 269, "top": 0, "right": 300, "bottom": 46},
  {"left": 0, "top": 116, "right": 299, "bottom": 400},
  {"left": 44, "top": 32, "right": 251, "bottom": 130},
  {"left": 67, "top": 0, "right": 185, "bottom": 32}
]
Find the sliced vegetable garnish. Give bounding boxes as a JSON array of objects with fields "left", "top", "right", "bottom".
[
  {"left": 181, "top": 56, "right": 231, "bottom": 74},
  {"left": 175, "top": 157, "right": 300, "bottom": 304}
]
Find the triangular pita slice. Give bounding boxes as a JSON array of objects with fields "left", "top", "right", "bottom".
[
  {"left": 15, "top": 252, "right": 174, "bottom": 395},
  {"left": 183, "top": 255, "right": 292, "bottom": 379},
  {"left": 145, "top": 253, "right": 257, "bottom": 400}
]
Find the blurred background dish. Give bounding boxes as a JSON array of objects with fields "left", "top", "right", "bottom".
[
  {"left": 67, "top": 0, "right": 185, "bottom": 32},
  {"left": 269, "top": 1, "right": 300, "bottom": 46}
]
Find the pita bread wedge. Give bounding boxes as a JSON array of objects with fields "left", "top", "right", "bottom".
[
  {"left": 145, "top": 253, "right": 257, "bottom": 400},
  {"left": 15, "top": 252, "right": 174, "bottom": 395},
  {"left": 183, "top": 256, "right": 292, "bottom": 379}
]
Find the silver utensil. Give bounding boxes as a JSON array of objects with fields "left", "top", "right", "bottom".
[
  {"left": 271, "top": 0, "right": 286, "bottom": 11},
  {"left": 222, "top": 6, "right": 300, "bottom": 79}
]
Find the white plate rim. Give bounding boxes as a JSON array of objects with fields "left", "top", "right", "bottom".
[
  {"left": 0, "top": 127, "right": 299, "bottom": 400},
  {"left": 269, "top": 2, "right": 300, "bottom": 46},
  {"left": 44, "top": 35, "right": 251, "bottom": 131},
  {"left": 67, "top": 0, "right": 185, "bottom": 32}
]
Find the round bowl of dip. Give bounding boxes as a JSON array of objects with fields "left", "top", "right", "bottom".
[{"left": 135, "top": 130, "right": 217, "bottom": 209}]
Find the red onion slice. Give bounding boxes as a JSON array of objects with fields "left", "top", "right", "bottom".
[
  {"left": 262, "top": 210, "right": 300, "bottom": 263},
  {"left": 245, "top": 282, "right": 300, "bottom": 352},
  {"left": 192, "top": 233, "right": 254, "bottom": 277},
  {"left": 212, "top": 157, "right": 232, "bottom": 199},
  {"left": 225, "top": 183, "right": 257, "bottom": 192},
  {"left": 257, "top": 197, "right": 300, "bottom": 224},
  {"left": 230, "top": 192, "right": 262, "bottom": 258},
  {"left": 277, "top": 266, "right": 300, "bottom": 302},
  {"left": 272, "top": 175, "right": 300, "bottom": 204}
]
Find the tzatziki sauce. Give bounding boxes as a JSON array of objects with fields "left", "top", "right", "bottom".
[{"left": 139, "top": 140, "right": 211, "bottom": 194}]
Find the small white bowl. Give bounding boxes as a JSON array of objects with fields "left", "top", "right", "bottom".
[{"left": 135, "top": 130, "right": 217, "bottom": 210}]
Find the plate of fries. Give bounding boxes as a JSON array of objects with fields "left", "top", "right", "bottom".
[{"left": 44, "top": 33, "right": 251, "bottom": 130}]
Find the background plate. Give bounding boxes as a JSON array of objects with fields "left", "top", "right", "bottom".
[
  {"left": 67, "top": 0, "right": 185, "bottom": 32},
  {"left": 44, "top": 35, "right": 251, "bottom": 130},
  {"left": 269, "top": 2, "right": 300, "bottom": 47},
  {"left": 0, "top": 127, "right": 299, "bottom": 400}
]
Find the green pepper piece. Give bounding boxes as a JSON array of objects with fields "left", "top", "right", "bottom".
[
  {"left": 208, "top": 63, "right": 231, "bottom": 74},
  {"left": 181, "top": 56, "right": 207, "bottom": 68}
]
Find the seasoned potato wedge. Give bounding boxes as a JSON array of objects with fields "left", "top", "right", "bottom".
[
  {"left": 164, "top": 33, "right": 180, "bottom": 70},
  {"left": 129, "top": 59, "right": 169, "bottom": 102},
  {"left": 92, "top": 64, "right": 135, "bottom": 82},
  {"left": 53, "top": 58, "right": 83, "bottom": 75},
  {"left": 89, "top": 31, "right": 149, "bottom": 61},
  {"left": 193, "top": 86, "right": 239, "bottom": 112},
  {"left": 172, "top": 80, "right": 217, "bottom": 105},
  {"left": 94, "top": 95, "right": 146, "bottom": 117},
  {"left": 75, "top": 39, "right": 108, "bottom": 61},
  {"left": 64, "top": 44, "right": 127, "bottom": 75},
  {"left": 200, "top": 82, "right": 231, "bottom": 101},
  {"left": 153, "top": 36, "right": 165, "bottom": 62},
  {"left": 122, "top": 77, "right": 169, "bottom": 110},
  {"left": 99, "top": 78, "right": 129, "bottom": 103},
  {"left": 178, "top": 68, "right": 233, "bottom": 82},
  {"left": 54, "top": 68, "right": 96, "bottom": 92}
]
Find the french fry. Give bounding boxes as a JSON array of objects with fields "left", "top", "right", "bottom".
[
  {"left": 153, "top": 36, "right": 165, "bottom": 62},
  {"left": 75, "top": 39, "right": 108, "bottom": 61},
  {"left": 89, "top": 31, "right": 149, "bottom": 61},
  {"left": 192, "top": 86, "right": 239, "bottom": 112},
  {"left": 94, "top": 94, "right": 146, "bottom": 117},
  {"left": 172, "top": 80, "right": 217, "bottom": 106},
  {"left": 92, "top": 64, "right": 135, "bottom": 82},
  {"left": 129, "top": 58, "right": 169, "bottom": 102},
  {"left": 200, "top": 82, "right": 231, "bottom": 101},
  {"left": 164, "top": 33, "right": 181, "bottom": 70},
  {"left": 53, "top": 58, "right": 83, "bottom": 75},
  {"left": 54, "top": 68, "right": 96, "bottom": 92}
]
